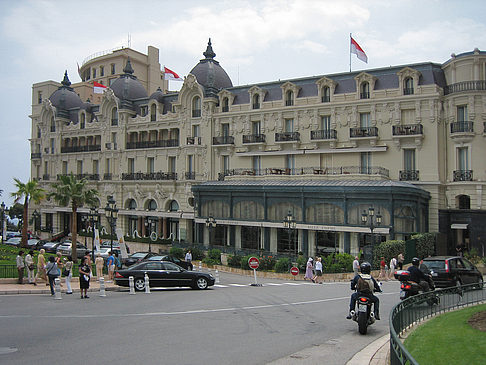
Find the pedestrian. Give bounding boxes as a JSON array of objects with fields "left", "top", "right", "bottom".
[
  {"left": 84, "top": 250, "right": 92, "bottom": 266},
  {"left": 106, "top": 251, "right": 115, "bottom": 282},
  {"left": 114, "top": 252, "right": 121, "bottom": 270},
  {"left": 378, "top": 257, "right": 387, "bottom": 281},
  {"left": 313, "top": 257, "right": 323, "bottom": 284},
  {"left": 16, "top": 250, "right": 25, "bottom": 284},
  {"left": 185, "top": 250, "right": 192, "bottom": 270},
  {"left": 64, "top": 256, "right": 73, "bottom": 294},
  {"left": 78, "top": 256, "right": 91, "bottom": 299},
  {"left": 55, "top": 252, "right": 64, "bottom": 287},
  {"left": 45, "top": 255, "right": 59, "bottom": 295},
  {"left": 25, "top": 250, "right": 37, "bottom": 285},
  {"left": 304, "top": 257, "right": 314, "bottom": 281},
  {"left": 95, "top": 253, "right": 104, "bottom": 279},
  {"left": 35, "top": 249, "right": 48, "bottom": 285},
  {"left": 397, "top": 253, "right": 404, "bottom": 270},
  {"left": 353, "top": 256, "right": 360, "bottom": 275},
  {"left": 389, "top": 256, "right": 397, "bottom": 280}
]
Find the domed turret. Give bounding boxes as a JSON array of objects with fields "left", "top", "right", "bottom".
[
  {"left": 190, "top": 39, "right": 233, "bottom": 97},
  {"left": 149, "top": 87, "right": 164, "bottom": 103},
  {"left": 110, "top": 58, "right": 148, "bottom": 108},
  {"left": 49, "top": 71, "right": 84, "bottom": 115}
]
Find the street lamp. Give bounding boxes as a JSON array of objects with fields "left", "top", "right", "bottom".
[
  {"left": 205, "top": 215, "right": 216, "bottom": 245},
  {"left": 105, "top": 196, "right": 118, "bottom": 253},
  {"left": 283, "top": 210, "right": 297, "bottom": 256},
  {"left": 32, "top": 210, "right": 40, "bottom": 236},
  {"left": 1, "top": 202, "right": 7, "bottom": 242},
  {"left": 361, "top": 206, "right": 382, "bottom": 265},
  {"left": 88, "top": 207, "right": 99, "bottom": 263},
  {"left": 144, "top": 216, "right": 156, "bottom": 252}
]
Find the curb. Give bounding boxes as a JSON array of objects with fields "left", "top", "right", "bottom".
[{"left": 346, "top": 335, "right": 389, "bottom": 365}]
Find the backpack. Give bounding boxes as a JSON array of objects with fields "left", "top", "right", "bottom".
[{"left": 357, "top": 273, "right": 373, "bottom": 294}]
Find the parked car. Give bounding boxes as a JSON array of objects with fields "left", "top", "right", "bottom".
[
  {"left": 421, "top": 256, "right": 484, "bottom": 289},
  {"left": 123, "top": 252, "right": 157, "bottom": 267},
  {"left": 6, "top": 231, "right": 21, "bottom": 240},
  {"left": 56, "top": 242, "right": 88, "bottom": 258},
  {"left": 101, "top": 240, "right": 130, "bottom": 254},
  {"left": 41, "top": 241, "right": 62, "bottom": 253},
  {"left": 115, "top": 261, "right": 215, "bottom": 290},
  {"left": 4, "top": 237, "right": 21, "bottom": 246},
  {"left": 93, "top": 247, "right": 122, "bottom": 259},
  {"left": 146, "top": 255, "right": 193, "bottom": 270},
  {"left": 26, "top": 239, "right": 40, "bottom": 249}
]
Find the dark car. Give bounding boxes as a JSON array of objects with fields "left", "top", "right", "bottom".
[
  {"left": 123, "top": 252, "right": 158, "bottom": 267},
  {"left": 42, "top": 241, "right": 62, "bottom": 253},
  {"left": 115, "top": 261, "right": 214, "bottom": 290},
  {"left": 421, "top": 256, "right": 484, "bottom": 289},
  {"left": 146, "top": 255, "right": 194, "bottom": 270}
]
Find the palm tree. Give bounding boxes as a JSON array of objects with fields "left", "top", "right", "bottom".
[
  {"left": 48, "top": 174, "right": 99, "bottom": 262},
  {"left": 11, "top": 179, "right": 45, "bottom": 248}
]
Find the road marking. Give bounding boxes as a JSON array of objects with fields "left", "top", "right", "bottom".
[
  {"left": 265, "top": 283, "right": 284, "bottom": 286},
  {"left": 228, "top": 283, "right": 248, "bottom": 287},
  {"left": 213, "top": 284, "right": 229, "bottom": 288}
]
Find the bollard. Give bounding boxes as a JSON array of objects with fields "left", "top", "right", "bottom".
[
  {"left": 129, "top": 276, "right": 136, "bottom": 295},
  {"left": 198, "top": 261, "right": 202, "bottom": 271},
  {"left": 215, "top": 269, "right": 220, "bottom": 284},
  {"left": 144, "top": 273, "right": 151, "bottom": 294},
  {"left": 54, "top": 278, "right": 62, "bottom": 300},
  {"left": 99, "top": 277, "right": 106, "bottom": 297}
]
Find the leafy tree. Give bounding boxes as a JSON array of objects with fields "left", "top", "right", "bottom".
[
  {"left": 48, "top": 174, "right": 98, "bottom": 261},
  {"left": 8, "top": 203, "right": 24, "bottom": 219},
  {"left": 11, "top": 179, "right": 45, "bottom": 248}
]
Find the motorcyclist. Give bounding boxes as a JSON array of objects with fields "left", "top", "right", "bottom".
[
  {"left": 407, "top": 257, "right": 432, "bottom": 292},
  {"left": 346, "top": 262, "right": 382, "bottom": 320}
]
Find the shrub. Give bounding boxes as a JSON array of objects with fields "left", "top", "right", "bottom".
[
  {"left": 373, "top": 240, "right": 405, "bottom": 268},
  {"left": 322, "top": 253, "right": 354, "bottom": 273},
  {"left": 240, "top": 255, "right": 253, "bottom": 270},
  {"left": 259, "top": 256, "right": 276, "bottom": 271},
  {"left": 169, "top": 247, "right": 184, "bottom": 259},
  {"left": 275, "top": 257, "right": 291, "bottom": 273},
  {"left": 228, "top": 254, "right": 242, "bottom": 268},
  {"left": 207, "top": 249, "right": 222, "bottom": 263},
  {"left": 412, "top": 233, "right": 436, "bottom": 259},
  {"left": 202, "top": 257, "right": 219, "bottom": 266},
  {"left": 464, "top": 248, "right": 482, "bottom": 265},
  {"left": 188, "top": 246, "right": 205, "bottom": 261},
  {"left": 296, "top": 255, "right": 307, "bottom": 271}
]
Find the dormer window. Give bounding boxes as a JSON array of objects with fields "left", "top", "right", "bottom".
[
  {"left": 404, "top": 77, "right": 414, "bottom": 95},
  {"left": 140, "top": 106, "right": 148, "bottom": 117},
  {"left": 322, "top": 86, "right": 330, "bottom": 103},
  {"left": 50, "top": 117, "right": 55, "bottom": 132},
  {"left": 360, "top": 82, "right": 370, "bottom": 99},
  {"left": 222, "top": 97, "right": 229, "bottom": 112},
  {"left": 80, "top": 114, "right": 85, "bottom": 129},
  {"left": 285, "top": 90, "right": 294, "bottom": 106},
  {"left": 111, "top": 108, "right": 118, "bottom": 126},
  {"left": 253, "top": 94, "right": 260, "bottom": 109},
  {"left": 192, "top": 96, "right": 201, "bottom": 118},
  {"left": 150, "top": 104, "right": 157, "bottom": 121},
  {"left": 111, "top": 63, "right": 116, "bottom": 75}
]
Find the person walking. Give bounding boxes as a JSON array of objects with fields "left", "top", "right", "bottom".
[
  {"left": 304, "top": 257, "right": 314, "bottom": 281},
  {"left": 313, "top": 257, "right": 323, "bottom": 284},
  {"left": 95, "top": 253, "right": 104, "bottom": 280},
  {"left": 55, "top": 252, "right": 64, "bottom": 287},
  {"left": 397, "top": 253, "right": 404, "bottom": 270},
  {"left": 389, "top": 256, "right": 397, "bottom": 280},
  {"left": 16, "top": 250, "right": 25, "bottom": 284},
  {"left": 36, "top": 249, "right": 48, "bottom": 285},
  {"left": 106, "top": 251, "right": 115, "bottom": 282},
  {"left": 64, "top": 256, "right": 73, "bottom": 294},
  {"left": 352, "top": 256, "right": 360, "bottom": 275},
  {"left": 25, "top": 250, "right": 37, "bottom": 285},
  {"left": 185, "top": 250, "right": 192, "bottom": 270},
  {"left": 78, "top": 256, "right": 91, "bottom": 299},
  {"left": 378, "top": 256, "right": 387, "bottom": 281},
  {"left": 45, "top": 256, "right": 59, "bottom": 295}
]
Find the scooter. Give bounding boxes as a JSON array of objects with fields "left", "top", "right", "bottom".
[
  {"left": 350, "top": 294, "right": 376, "bottom": 335},
  {"left": 394, "top": 270, "right": 439, "bottom": 305}
]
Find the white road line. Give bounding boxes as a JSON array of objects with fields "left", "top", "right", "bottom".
[
  {"left": 213, "top": 284, "right": 229, "bottom": 288},
  {"left": 228, "top": 283, "right": 248, "bottom": 287},
  {"left": 264, "top": 283, "right": 284, "bottom": 286}
]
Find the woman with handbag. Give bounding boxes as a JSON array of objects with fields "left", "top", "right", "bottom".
[
  {"left": 45, "top": 256, "right": 59, "bottom": 295},
  {"left": 25, "top": 250, "right": 37, "bottom": 286},
  {"left": 78, "top": 256, "right": 91, "bottom": 299},
  {"left": 64, "top": 256, "right": 73, "bottom": 294}
]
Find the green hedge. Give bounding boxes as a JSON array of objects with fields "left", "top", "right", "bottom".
[
  {"left": 412, "top": 233, "right": 436, "bottom": 259},
  {"left": 373, "top": 240, "right": 405, "bottom": 268}
]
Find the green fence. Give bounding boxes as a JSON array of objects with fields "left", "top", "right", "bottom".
[{"left": 0, "top": 264, "right": 105, "bottom": 279}]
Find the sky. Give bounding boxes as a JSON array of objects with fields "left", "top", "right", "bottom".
[{"left": 0, "top": 0, "right": 485, "bottom": 207}]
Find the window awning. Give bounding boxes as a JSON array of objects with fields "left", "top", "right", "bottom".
[{"left": 451, "top": 223, "right": 468, "bottom": 230}]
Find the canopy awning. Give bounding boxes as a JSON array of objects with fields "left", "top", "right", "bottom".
[{"left": 451, "top": 223, "right": 468, "bottom": 230}]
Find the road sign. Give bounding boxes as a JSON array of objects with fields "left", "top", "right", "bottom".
[
  {"left": 290, "top": 267, "right": 299, "bottom": 276},
  {"left": 248, "top": 257, "right": 259, "bottom": 270}
]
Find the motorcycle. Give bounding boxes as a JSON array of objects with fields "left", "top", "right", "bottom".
[
  {"left": 349, "top": 293, "right": 378, "bottom": 335},
  {"left": 394, "top": 270, "right": 439, "bottom": 305}
]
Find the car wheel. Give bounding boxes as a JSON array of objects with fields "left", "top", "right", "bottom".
[
  {"left": 193, "top": 277, "right": 209, "bottom": 290},
  {"left": 134, "top": 278, "right": 146, "bottom": 291}
]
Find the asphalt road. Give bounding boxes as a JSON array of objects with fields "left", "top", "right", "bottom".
[{"left": 0, "top": 272, "right": 401, "bottom": 365}]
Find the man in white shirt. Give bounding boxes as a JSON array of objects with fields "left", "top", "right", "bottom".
[
  {"left": 16, "top": 250, "right": 25, "bottom": 284},
  {"left": 353, "top": 256, "right": 360, "bottom": 275},
  {"left": 185, "top": 250, "right": 192, "bottom": 270}
]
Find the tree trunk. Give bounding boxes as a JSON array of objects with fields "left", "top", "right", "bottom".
[
  {"left": 21, "top": 197, "right": 29, "bottom": 248},
  {"left": 71, "top": 204, "right": 78, "bottom": 263}
]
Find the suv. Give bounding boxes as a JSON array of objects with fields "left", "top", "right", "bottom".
[
  {"left": 56, "top": 241, "right": 88, "bottom": 258},
  {"left": 421, "top": 256, "right": 483, "bottom": 289}
]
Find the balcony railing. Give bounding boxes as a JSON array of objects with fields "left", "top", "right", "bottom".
[
  {"left": 185, "top": 172, "right": 195, "bottom": 180},
  {"left": 444, "top": 80, "right": 486, "bottom": 95},
  {"left": 61, "top": 145, "right": 101, "bottom": 153},
  {"left": 350, "top": 127, "right": 378, "bottom": 138},
  {"left": 453, "top": 170, "right": 473, "bottom": 181},
  {"left": 450, "top": 121, "right": 474, "bottom": 134},
  {"left": 192, "top": 109, "right": 201, "bottom": 118},
  {"left": 321, "top": 95, "right": 330, "bottom": 103},
  {"left": 103, "top": 173, "right": 112, "bottom": 180},
  {"left": 111, "top": 118, "right": 118, "bottom": 126},
  {"left": 403, "top": 87, "right": 414, "bottom": 95},
  {"left": 275, "top": 132, "right": 300, "bottom": 142},
  {"left": 252, "top": 103, "right": 260, "bottom": 110},
  {"left": 187, "top": 136, "right": 201, "bottom": 145},
  {"left": 57, "top": 174, "right": 100, "bottom": 181},
  {"left": 285, "top": 100, "right": 293, "bottom": 106},
  {"left": 360, "top": 92, "right": 370, "bottom": 99},
  {"left": 311, "top": 129, "right": 337, "bottom": 140},
  {"left": 399, "top": 170, "right": 419, "bottom": 181},
  {"left": 242, "top": 134, "right": 266, "bottom": 144},
  {"left": 212, "top": 136, "right": 234, "bottom": 145},
  {"left": 126, "top": 139, "right": 179, "bottom": 149},
  {"left": 121, "top": 172, "right": 177, "bottom": 181},
  {"left": 31, "top": 153, "right": 42, "bottom": 159},
  {"left": 392, "top": 124, "right": 423, "bottom": 136},
  {"left": 222, "top": 166, "right": 389, "bottom": 178},
  {"left": 222, "top": 106, "right": 229, "bottom": 112}
]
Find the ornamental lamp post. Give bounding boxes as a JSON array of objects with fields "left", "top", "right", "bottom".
[
  {"left": 1, "top": 202, "right": 6, "bottom": 242},
  {"left": 361, "top": 206, "right": 382, "bottom": 266},
  {"left": 144, "top": 216, "right": 156, "bottom": 253},
  {"left": 88, "top": 207, "right": 99, "bottom": 264},
  {"left": 105, "top": 196, "right": 118, "bottom": 253},
  {"left": 283, "top": 210, "right": 297, "bottom": 256},
  {"left": 32, "top": 209, "right": 40, "bottom": 237},
  {"left": 205, "top": 215, "right": 216, "bottom": 245}
]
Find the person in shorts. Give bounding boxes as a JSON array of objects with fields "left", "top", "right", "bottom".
[
  {"left": 106, "top": 251, "right": 115, "bottom": 282},
  {"left": 313, "top": 257, "right": 323, "bottom": 284}
]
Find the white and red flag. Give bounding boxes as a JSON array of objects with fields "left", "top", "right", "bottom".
[
  {"left": 93, "top": 81, "right": 107, "bottom": 94},
  {"left": 350, "top": 36, "right": 368, "bottom": 63},
  {"left": 164, "top": 66, "right": 183, "bottom": 81}
]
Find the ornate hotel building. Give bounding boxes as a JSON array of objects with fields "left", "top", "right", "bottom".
[{"left": 30, "top": 41, "right": 486, "bottom": 258}]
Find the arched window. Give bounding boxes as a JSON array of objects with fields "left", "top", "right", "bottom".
[
  {"left": 128, "top": 199, "right": 137, "bottom": 210},
  {"left": 285, "top": 90, "right": 294, "bottom": 106},
  {"left": 457, "top": 195, "right": 471, "bottom": 209},
  {"left": 192, "top": 96, "right": 201, "bottom": 118},
  {"left": 169, "top": 200, "right": 179, "bottom": 212},
  {"left": 80, "top": 113, "right": 85, "bottom": 129},
  {"left": 50, "top": 117, "right": 55, "bottom": 132},
  {"left": 111, "top": 108, "right": 118, "bottom": 126},
  {"left": 222, "top": 97, "right": 229, "bottom": 112},
  {"left": 252, "top": 94, "right": 260, "bottom": 109},
  {"left": 147, "top": 199, "right": 157, "bottom": 211},
  {"left": 360, "top": 82, "right": 370, "bottom": 99},
  {"left": 322, "top": 86, "right": 330, "bottom": 102},
  {"left": 404, "top": 77, "right": 414, "bottom": 95},
  {"left": 150, "top": 104, "right": 156, "bottom": 121}
]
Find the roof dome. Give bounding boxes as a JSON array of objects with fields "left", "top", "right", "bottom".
[
  {"left": 190, "top": 39, "right": 233, "bottom": 96},
  {"left": 149, "top": 87, "right": 164, "bottom": 103},
  {"left": 49, "top": 71, "right": 83, "bottom": 111},
  {"left": 110, "top": 58, "right": 148, "bottom": 101}
]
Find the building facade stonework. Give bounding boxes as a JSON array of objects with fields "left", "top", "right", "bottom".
[{"left": 30, "top": 42, "right": 486, "bottom": 258}]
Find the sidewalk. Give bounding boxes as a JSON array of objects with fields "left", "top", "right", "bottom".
[{"left": 0, "top": 277, "right": 119, "bottom": 295}]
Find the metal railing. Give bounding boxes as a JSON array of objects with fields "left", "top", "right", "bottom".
[
  {"left": 399, "top": 170, "right": 419, "bottom": 181},
  {"left": 444, "top": 80, "right": 486, "bottom": 95},
  {"left": 61, "top": 145, "right": 101, "bottom": 153},
  {"left": 392, "top": 124, "right": 423, "bottom": 136},
  {"left": 0, "top": 264, "right": 105, "bottom": 278},
  {"left": 350, "top": 127, "right": 378, "bottom": 138},
  {"left": 311, "top": 129, "right": 337, "bottom": 140},
  {"left": 126, "top": 139, "right": 179, "bottom": 149},
  {"left": 390, "top": 282, "right": 486, "bottom": 365},
  {"left": 212, "top": 136, "right": 234, "bottom": 145},
  {"left": 450, "top": 121, "right": 474, "bottom": 134},
  {"left": 121, "top": 172, "right": 177, "bottom": 181},
  {"left": 242, "top": 134, "right": 266, "bottom": 144},
  {"left": 275, "top": 132, "right": 300, "bottom": 142},
  {"left": 453, "top": 170, "right": 473, "bottom": 181}
]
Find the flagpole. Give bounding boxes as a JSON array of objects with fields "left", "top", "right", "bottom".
[{"left": 349, "top": 33, "right": 352, "bottom": 73}]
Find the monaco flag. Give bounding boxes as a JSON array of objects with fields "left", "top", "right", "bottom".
[
  {"left": 350, "top": 36, "right": 368, "bottom": 63},
  {"left": 93, "top": 81, "right": 107, "bottom": 94},
  {"left": 164, "top": 66, "right": 183, "bottom": 81}
]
